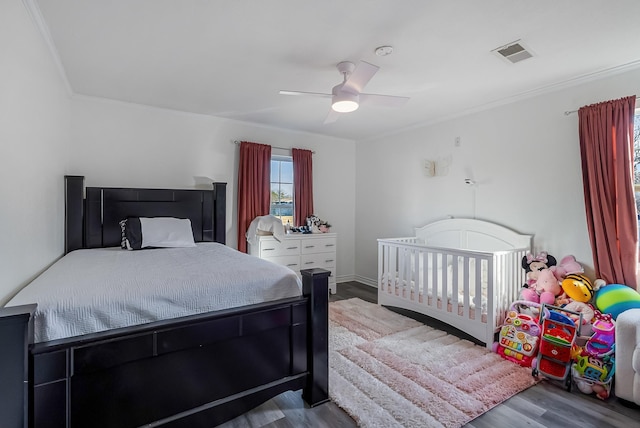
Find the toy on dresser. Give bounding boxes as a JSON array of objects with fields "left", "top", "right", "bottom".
[{"left": 299, "top": 215, "right": 331, "bottom": 234}]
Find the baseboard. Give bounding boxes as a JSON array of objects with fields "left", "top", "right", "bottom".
[
  {"left": 352, "top": 275, "right": 377, "bottom": 288},
  {"left": 336, "top": 275, "right": 377, "bottom": 288},
  {"left": 336, "top": 275, "right": 354, "bottom": 283}
]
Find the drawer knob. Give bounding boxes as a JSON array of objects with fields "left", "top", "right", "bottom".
[
  {"left": 287, "top": 246, "right": 298, "bottom": 250},
  {"left": 305, "top": 245, "right": 315, "bottom": 249},
  {"left": 325, "top": 244, "right": 335, "bottom": 247},
  {"left": 264, "top": 248, "right": 275, "bottom": 251},
  {"left": 287, "top": 263, "right": 298, "bottom": 267},
  {"left": 305, "top": 261, "right": 315, "bottom": 265},
  {"left": 326, "top": 259, "right": 334, "bottom": 263}
]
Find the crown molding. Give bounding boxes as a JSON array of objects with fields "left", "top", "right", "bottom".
[
  {"left": 361, "top": 59, "right": 640, "bottom": 143},
  {"left": 22, "top": 0, "right": 73, "bottom": 96}
]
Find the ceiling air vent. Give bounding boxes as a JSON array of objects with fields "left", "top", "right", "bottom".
[{"left": 492, "top": 40, "right": 533, "bottom": 64}]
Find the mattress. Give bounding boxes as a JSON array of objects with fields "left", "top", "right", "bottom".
[{"left": 6, "top": 243, "right": 302, "bottom": 342}]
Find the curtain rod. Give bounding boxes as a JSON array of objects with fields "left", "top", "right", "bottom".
[
  {"left": 233, "top": 140, "right": 315, "bottom": 154},
  {"left": 565, "top": 96, "right": 639, "bottom": 116}
]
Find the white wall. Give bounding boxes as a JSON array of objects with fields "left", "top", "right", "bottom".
[
  {"left": 0, "top": 1, "right": 71, "bottom": 305},
  {"left": 68, "top": 97, "right": 356, "bottom": 282},
  {"left": 355, "top": 67, "right": 640, "bottom": 285}
]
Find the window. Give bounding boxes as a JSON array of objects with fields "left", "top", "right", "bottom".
[{"left": 270, "top": 156, "right": 294, "bottom": 226}]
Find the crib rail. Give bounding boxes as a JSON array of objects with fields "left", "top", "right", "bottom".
[{"left": 378, "top": 237, "right": 527, "bottom": 347}]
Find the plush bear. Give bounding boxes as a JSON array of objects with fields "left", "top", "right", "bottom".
[{"left": 521, "top": 268, "right": 563, "bottom": 305}]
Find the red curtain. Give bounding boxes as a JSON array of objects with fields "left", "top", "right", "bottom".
[
  {"left": 292, "top": 148, "right": 314, "bottom": 227},
  {"left": 578, "top": 95, "right": 637, "bottom": 289},
  {"left": 237, "top": 141, "right": 271, "bottom": 253}
]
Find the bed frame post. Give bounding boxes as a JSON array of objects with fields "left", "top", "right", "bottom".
[
  {"left": 212, "top": 182, "right": 226, "bottom": 245},
  {"left": 65, "top": 175, "right": 85, "bottom": 253},
  {"left": 301, "top": 268, "right": 331, "bottom": 407},
  {"left": 0, "top": 304, "right": 36, "bottom": 428}
]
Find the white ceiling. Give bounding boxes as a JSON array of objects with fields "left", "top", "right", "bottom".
[{"left": 33, "top": 0, "right": 640, "bottom": 141}]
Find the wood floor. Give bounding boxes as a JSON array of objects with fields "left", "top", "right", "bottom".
[{"left": 219, "top": 282, "right": 640, "bottom": 428}]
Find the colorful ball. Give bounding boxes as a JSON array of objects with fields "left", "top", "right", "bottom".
[{"left": 595, "top": 284, "right": 640, "bottom": 320}]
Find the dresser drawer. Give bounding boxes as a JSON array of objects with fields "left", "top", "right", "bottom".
[
  {"left": 262, "top": 255, "right": 301, "bottom": 271},
  {"left": 300, "top": 253, "right": 336, "bottom": 270},
  {"left": 300, "top": 237, "right": 336, "bottom": 254},
  {"left": 259, "top": 239, "right": 301, "bottom": 257}
]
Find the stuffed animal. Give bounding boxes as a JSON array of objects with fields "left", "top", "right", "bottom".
[
  {"left": 521, "top": 268, "right": 562, "bottom": 305},
  {"left": 563, "top": 300, "right": 595, "bottom": 329},
  {"left": 550, "top": 255, "right": 584, "bottom": 281},
  {"left": 561, "top": 273, "right": 595, "bottom": 303},
  {"left": 522, "top": 251, "right": 557, "bottom": 289},
  {"left": 594, "top": 281, "right": 640, "bottom": 320},
  {"left": 305, "top": 215, "right": 321, "bottom": 234},
  {"left": 537, "top": 269, "right": 564, "bottom": 304}
]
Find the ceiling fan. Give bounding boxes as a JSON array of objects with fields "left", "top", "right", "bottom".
[{"left": 279, "top": 60, "right": 409, "bottom": 123}]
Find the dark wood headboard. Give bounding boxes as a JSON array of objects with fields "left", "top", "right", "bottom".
[{"left": 64, "top": 175, "right": 227, "bottom": 253}]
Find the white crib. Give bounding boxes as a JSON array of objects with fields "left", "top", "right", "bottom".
[{"left": 378, "top": 218, "right": 532, "bottom": 348}]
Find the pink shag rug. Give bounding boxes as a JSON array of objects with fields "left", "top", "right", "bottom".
[{"left": 329, "top": 298, "right": 537, "bottom": 428}]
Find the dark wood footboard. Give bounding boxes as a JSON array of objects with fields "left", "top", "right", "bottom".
[
  {"left": 0, "top": 269, "right": 329, "bottom": 428},
  {"left": 0, "top": 304, "right": 36, "bottom": 428}
]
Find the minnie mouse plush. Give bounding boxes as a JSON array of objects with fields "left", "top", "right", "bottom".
[{"left": 522, "top": 251, "right": 557, "bottom": 289}]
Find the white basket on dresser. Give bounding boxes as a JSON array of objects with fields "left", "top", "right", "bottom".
[{"left": 248, "top": 232, "right": 337, "bottom": 294}]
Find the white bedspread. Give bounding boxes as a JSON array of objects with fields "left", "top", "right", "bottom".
[{"left": 6, "top": 243, "right": 302, "bottom": 343}]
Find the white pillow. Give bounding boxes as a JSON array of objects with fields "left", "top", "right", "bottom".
[{"left": 140, "top": 217, "right": 196, "bottom": 248}]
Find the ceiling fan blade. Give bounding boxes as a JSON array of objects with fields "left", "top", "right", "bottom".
[
  {"left": 279, "top": 90, "right": 331, "bottom": 98},
  {"left": 359, "top": 93, "right": 409, "bottom": 107},
  {"left": 323, "top": 108, "right": 340, "bottom": 124},
  {"left": 342, "top": 61, "right": 379, "bottom": 94}
]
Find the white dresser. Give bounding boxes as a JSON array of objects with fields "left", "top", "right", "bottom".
[{"left": 248, "top": 233, "right": 337, "bottom": 294}]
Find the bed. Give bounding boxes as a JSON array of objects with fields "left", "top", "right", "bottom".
[
  {"left": 0, "top": 175, "right": 330, "bottom": 428},
  {"left": 378, "top": 218, "right": 532, "bottom": 348}
]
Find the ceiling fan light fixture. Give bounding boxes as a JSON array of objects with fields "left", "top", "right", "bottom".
[{"left": 331, "top": 91, "right": 359, "bottom": 112}]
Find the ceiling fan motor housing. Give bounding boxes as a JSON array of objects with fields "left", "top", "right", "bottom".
[{"left": 331, "top": 83, "right": 359, "bottom": 112}]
